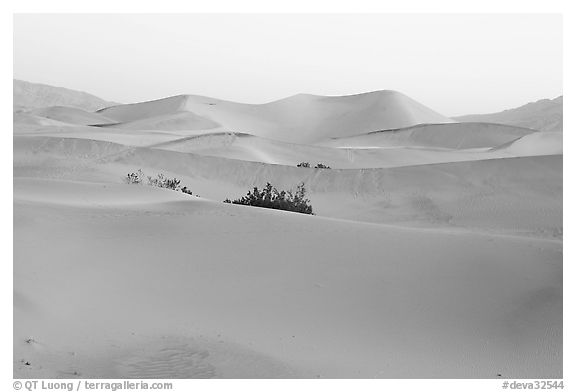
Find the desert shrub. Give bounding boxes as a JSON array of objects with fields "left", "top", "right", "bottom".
[
  {"left": 297, "top": 162, "right": 331, "bottom": 169},
  {"left": 147, "top": 174, "right": 181, "bottom": 190},
  {"left": 224, "top": 182, "right": 313, "bottom": 215},
  {"left": 181, "top": 186, "right": 194, "bottom": 196},
  {"left": 124, "top": 169, "right": 144, "bottom": 184},
  {"left": 124, "top": 170, "right": 197, "bottom": 197}
]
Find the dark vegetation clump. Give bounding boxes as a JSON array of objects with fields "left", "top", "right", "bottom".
[
  {"left": 124, "top": 170, "right": 198, "bottom": 197},
  {"left": 181, "top": 186, "right": 195, "bottom": 196},
  {"left": 297, "top": 162, "right": 331, "bottom": 169},
  {"left": 124, "top": 169, "right": 144, "bottom": 184},
  {"left": 224, "top": 182, "right": 313, "bottom": 215},
  {"left": 147, "top": 173, "right": 181, "bottom": 190}
]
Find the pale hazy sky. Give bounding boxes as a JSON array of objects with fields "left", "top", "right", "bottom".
[{"left": 14, "top": 13, "right": 562, "bottom": 116}]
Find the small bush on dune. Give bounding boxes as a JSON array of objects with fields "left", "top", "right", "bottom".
[
  {"left": 224, "top": 182, "right": 314, "bottom": 215},
  {"left": 181, "top": 186, "right": 195, "bottom": 196},
  {"left": 147, "top": 173, "right": 181, "bottom": 190},
  {"left": 124, "top": 169, "right": 144, "bottom": 184},
  {"left": 296, "top": 162, "right": 331, "bottom": 169},
  {"left": 124, "top": 170, "right": 198, "bottom": 197}
]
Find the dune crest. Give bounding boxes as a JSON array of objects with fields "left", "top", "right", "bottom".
[
  {"left": 98, "top": 90, "right": 454, "bottom": 143},
  {"left": 319, "top": 122, "right": 535, "bottom": 149}
]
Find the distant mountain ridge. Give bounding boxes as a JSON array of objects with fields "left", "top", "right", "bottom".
[
  {"left": 13, "top": 79, "right": 118, "bottom": 112},
  {"left": 454, "top": 96, "right": 562, "bottom": 132}
]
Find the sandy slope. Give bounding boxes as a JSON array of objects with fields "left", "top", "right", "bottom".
[
  {"left": 492, "top": 132, "right": 563, "bottom": 156},
  {"left": 318, "top": 123, "right": 534, "bottom": 149},
  {"left": 455, "top": 96, "right": 563, "bottom": 133},
  {"left": 13, "top": 121, "right": 561, "bottom": 171},
  {"left": 13, "top": 113, "right": 73, "bottom": 127},
  {"left": 14, "top": 178, "right": 562, "bottom": 378},
  {"left": 145, "top": 131, "right": 562, "bottom": 168},
  {"left": 14, "top": 79, "right": 117, "bottom": 112},
  {"left": 27, "top": 106, "right": 117, "bottom": 126},
  {"left": 98, "top": 91, "right": 454, "bottom": 143},
  {"left": 148, "top": 132, "right": 506, "bottom": 168},
  {"left": 102, "top": 111, "right": 221, "bottom": 131},
  {"left": 13, "top": 124, "right": 189, "bottom": 148},
  {"left": 14, "top": 135, "right": 562, "bottom": 238}
]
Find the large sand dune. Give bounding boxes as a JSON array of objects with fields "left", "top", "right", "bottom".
[
  {"left": 101, "top": 111, "right": 221, "bottom": 131},
  {"left": 13, "top": 81, "right": 563, "bottom": 379},
  {"left": 98, "top": 91, "right": 454, "bottom": 143}
]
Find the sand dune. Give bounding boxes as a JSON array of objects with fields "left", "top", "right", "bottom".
[
  {"left": 97, "top": 94, "right": 193, "bottom": 122},
  {"left": 14, "top": 178, "right": 562, "bottom": 378},
  {"left": 11, "top": 126, "right": 498, "bottom": 169},
  {"left": 147, "top": 131, "right": 558, "bottom": 168},
  {"left": 14, "top": 79, "right": 117, "bottom": 112},
  {"left": 13, "top": 81, "right": 563, "bottom": 379},
  {"left": 103, "top": 111, "right": 221, "bottom": 131},
  {"left": 13, "top": 112, "right": 73, "bottom": 127},
  {"left": 148, "top": 132, "right": 498, "bottom": 168},
  {"left": 14, "top": 135, "right": 562, "bottom": 238},
  {"left": 27, "top": 106, "right": 117, "bottom": 126},
  {"left": 99, "top": 91, "right": 454, "bottom": 143},
  {"left": 319, "top": 122, "right": 535, "bottom": 149},
  {"left": 455, "top": 96, "right": 563, "bottom": 132},
  {"left": 492, "top": 131, "right": 563, "bottom": 156}
]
